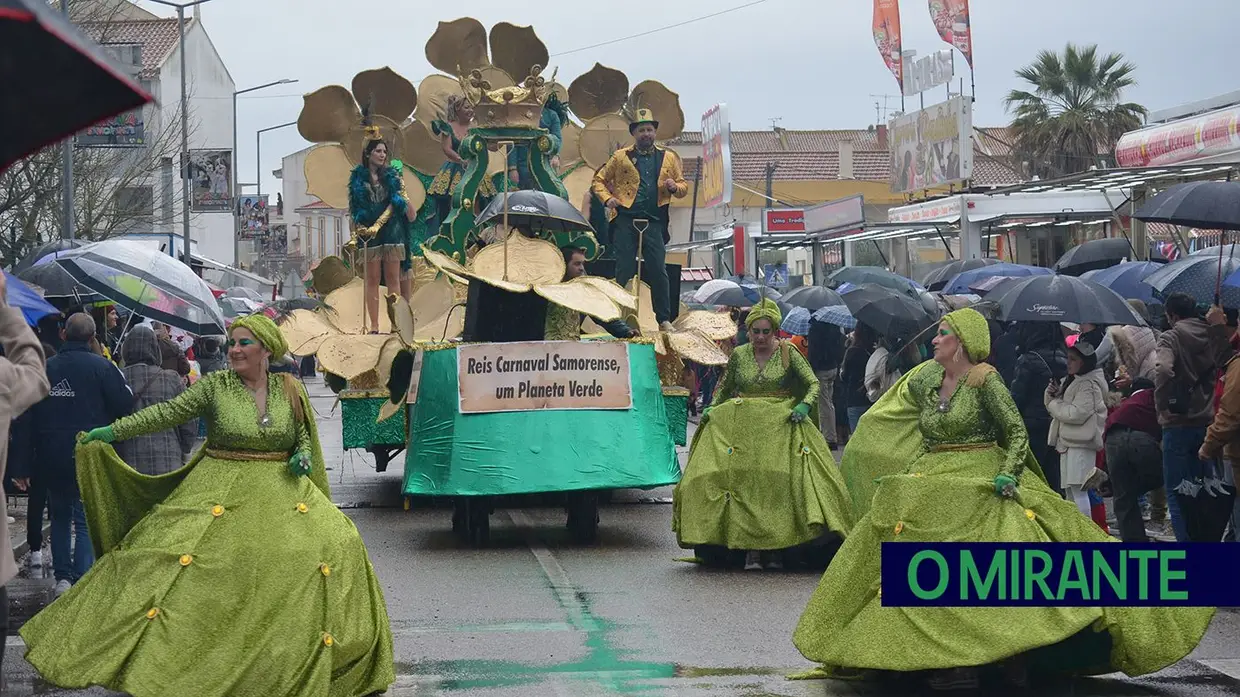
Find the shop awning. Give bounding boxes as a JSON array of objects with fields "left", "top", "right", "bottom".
[{"left": 987, "top": 164, "right": 1240, "bottom": 196}]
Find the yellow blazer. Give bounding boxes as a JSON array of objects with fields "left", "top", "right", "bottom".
[{"left": 591, "top": 146, "right": 689, "bottom": 218}]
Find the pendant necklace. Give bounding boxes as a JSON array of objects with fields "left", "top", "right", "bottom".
[{"left": 247, "top": 382, "right": 271, "bottom": 428}]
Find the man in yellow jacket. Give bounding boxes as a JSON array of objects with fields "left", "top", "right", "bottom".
[{"left": 591, "top": 109, "right": 688, "bottom": 327}]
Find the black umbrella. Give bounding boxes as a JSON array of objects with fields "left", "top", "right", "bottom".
[
  {"left": 780, "top": 285, "right": 844, "bottom": 311},
  {"left": 701, "top": 284, "right": 784, "bottom": 309},
  {"left": 1052, "top": 238, "right": 1142, "bottom": 276},
  {"left": 475, "top": 190, "right": 592, "bottom": 233},
  {"left": 827, "top": 266, "right": 923, "bottom": 297},
  {"left": 15, "top": 253, "right": 103, "bottom": 303},
  {"left": 921, "top": 258, "right": 1002, "bottom": 291},
  {"left": 1136, "top": 181, "right": 1240, "bottom": 232},
  {"left": 1189, "top": 244, "right": 1240, "bottom": 257},
  {"left": 1, "top": 0, "right": 153, "bottom": 170},
  {"left": 12, "top": 238, "right": 84, "bottom": 274},
  {"left": 842, "top": 284, "right": 937, "bottom": 341},
  {"left": 991, "top": 275, "right": 1146, "bottom": 325}
]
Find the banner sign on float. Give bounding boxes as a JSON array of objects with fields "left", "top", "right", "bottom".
[
  {"left": 701, "top": 104, "right": 733, "bottom": 208},
  {"left": 457, "top": 341, "right": 632, "bottom": 414},
  {"left": 889, "top": 96, "right": 974, "bottom": 194},
  {"left": 881, "top": 543, "right": 1237, "bottom": 607}
]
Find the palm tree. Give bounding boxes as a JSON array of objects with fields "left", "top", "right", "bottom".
[{"left": 1004, "top": 43, "right": 1146, "bottom": 179}]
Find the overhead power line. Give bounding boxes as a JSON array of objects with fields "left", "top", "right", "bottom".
[{"left": 550, "top": 0, "right": 768, "bottom": 57}]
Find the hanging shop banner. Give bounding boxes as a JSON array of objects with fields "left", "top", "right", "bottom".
[
  {"left": 872, "top": 0, "right": 904, "bottom": 92},
  {"left": 189, "top": 150, "right": 233, "bottom": 212},
  {"left": 457, "top": 341, "right": 633, "bottom": 414},
  {"left": 928, "top": 0, "right": 974, "bottom": 68},
  {"left": 764, "top": 208, "right": 806, "bottom": 233},
  {"left": 1115, "top": 105, "right": 1240, "bottom": 167},
  {"left": 237, "top": 194, "right": 269, "bottom": 240},
  {"left": 889, "top": 96, "right": 973, "bottom": 195},
  {"left": 701, "top": 104, "right": 733, "bottom": 209}
]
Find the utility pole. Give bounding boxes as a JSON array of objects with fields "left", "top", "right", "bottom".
[
  {"left": 763, "top": 162, "right": 777, "bottom": 281},
  {"left": 62, "top": 0, "right": 74, "bottom": 241}
]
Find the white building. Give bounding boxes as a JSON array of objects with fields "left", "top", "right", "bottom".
[
  {"left": 78, "top": 1, "right": 237, "bottom": 263},
  {"left": 274, "top": 145, "right": 348, "bottom": 270}
]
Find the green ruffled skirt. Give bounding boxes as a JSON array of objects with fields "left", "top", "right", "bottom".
[
  {"left": 21, "top": 444, "right": 395, "bottom": 697},
  {"left": 793, "top": 444, "right": 1214, "bottom": 677},
  {"left": 672, "top": 396, "right": 855, "bottom": 551}
]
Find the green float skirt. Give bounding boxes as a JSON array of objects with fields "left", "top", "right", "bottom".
[
  {"left": 672, "top": 396, "right": 855, "bottom": 551},
  {"left": 20, "top": 444, "right": 395, "bottom": 697},
  {"left": 793, "top": 443, "right": 1215, "bottom": 677}
]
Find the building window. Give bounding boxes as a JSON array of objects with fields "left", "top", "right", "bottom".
[
  {"left": 304, "top": 217, "right": 315, "bottom": 259},
  {"left": 318, "top": 216, "right": 327, "bottom": 259},
  {"left": 114, "top": 186, "right": 153, "bottom": 219},
  {"left": 334, "top": 217, "right": 343, "bottom": 253},
  {"left": 160, "top": 158, "right": 174, "bottom": 222}
]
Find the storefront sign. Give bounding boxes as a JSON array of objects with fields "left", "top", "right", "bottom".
[
  {"left": 764, "top": 208, "right": 806, "bottom": 233},
  {"left": 889, "top": 96, "right": 974, "bottom": 194},
  {"left": 457, "top": 341, "right": 632, "bottom": 414},
  {"left": 902, "top": 49, "right": 955, "bottom": 97},
  {"left": 1115, "top": 105, "right": 1240, "bottom": 167},
  {"left": 804, "top": 194, "right": 865, "bottom": 234},
  {"left": 888, "top": 196, "right": 963, "bottom": 223},
  {"left": 700, "top": 104, "right": 733, "bottom": 209},
  {"left": 189, "top": 150, "right": 233, "bottom": 212}
]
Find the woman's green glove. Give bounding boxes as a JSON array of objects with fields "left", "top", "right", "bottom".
[
  {"left": 993, "top": 473, "right": 1018, "bottom": 498},
  {"left": 790, "top": 402, "right": 811, "bottom": 423},
  {"left": 288, "top": 452, "right": 312, "bottom": 478},
  {"left": 78, "top": 426, "right": 115, "bottom": 445}
]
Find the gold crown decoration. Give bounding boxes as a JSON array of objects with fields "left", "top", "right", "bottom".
[
  {"left": 459, "top": 64, "right": 558, "bottom": 130},
  {"left": 361, "top": 124, "right": 383, "bottom": 143}
]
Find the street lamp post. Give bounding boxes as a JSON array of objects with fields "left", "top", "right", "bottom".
[
  {"left": 254, "top": 121, "right": 296, "bottom": 269},
  {"left": 148, "top": 0, "right": 212, "bottom": 268},
  {"left": 233, "top": 79, "right": 297, "bottom": 267}
]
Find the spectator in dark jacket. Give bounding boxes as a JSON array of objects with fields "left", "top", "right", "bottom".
[
  {"left": 1009, "top": 322, "right": 1068, "bottom": 492},
  {"left": 841, "top": 323, "right": 877, "bottom": 432},
  {"left": 1106, "top": 379, "right": 1164, "bottom": 541},
  {"left": 151, "top": 321, "right": 191, "bottom": 378},
  {"left": 195, "top": 336, "right": 227, "bottom": 377},
  {"left": 28, "top": 313, "right": 132, "bottom": 595},
  {"left": 116, "top": 326, "right": 196, "bottom": 475},
  {"left": 8, "top": 342, "right": 57, "bottom": 574},
  {"left": 808, "top": 320, "right": 845, "bottom": 444},
  {"left": 990, "top": 322, "right": 1022, "bottom": 385}
]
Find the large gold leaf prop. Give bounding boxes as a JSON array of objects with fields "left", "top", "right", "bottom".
[
  {"left": 309, "top": 256, "right": 354, "bottom": 297},
  {"left": 568, "top": 63, "right": 629, "bottom": 120},
  {"left": 303, "top": 144, "right": 353, "bottom": 210},
  {"left": 627, "top": 80, "right": 685, "bottom": 142},
  {"left": 322, "top": 279, "right": 393, "bottom": 335},
  {"left": 415, "top": 306, "right": 465, "bottom": 342},
  {"left": 352, "top": 68, "right": 417, "bottom": 126},
  {"left": 560, "top": 166, "right": 594, "bottom": 212},
  {"left": 279, "top": 309, "right": 337, "bottom": 356},
  {"left": 666, "top": 329, "right": 728, "bottom": 366},
  {"left": 534, "top": 280, "right": 621, "bottom": 322},
  {"left": 373, "top": 334, "right": 406, "bottom": 398},
  {"left": 401, "top": 120, "right": 448, "bottom": 177},
  {"left": 624, "top": 279, "right": 659, "bottom": 336},
  {"left": 386, "top": 294, "right": 416, "bottom": 346},
  {"left": 470, "top": 232, "right": 565, "bottom": 289},
  {"left": 558, "top": 121, "right": 583, "bottom": 168},
  {"left": 672, "top": 310, "right": 736, "bottom": 342},
  {"left": 425, "top": 17, "right": 489, "bottom": 74},
  {"left": 411, "top": 74, "right": 464, "bottom": 129},
  {"left": 488, "top": 22, "right": 548, "bottom": 86},
  {"left": 316, "top": 333, "right": 392, "bottom": 381},
  {"left": 297, "top": 85, "right": 359, "bottom": 144},
  {"left": 578, "top": 113, "right": 630, "bottom": 170},
  {"left": 408, "top": 276, "right": 457, "bottom": 327},
  {"left": 576, "top": 276, "right": 637, "bottom": 310}
]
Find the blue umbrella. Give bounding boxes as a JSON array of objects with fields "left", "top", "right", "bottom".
[
  {"left": 942, "top": 263, "right": 1052, "bottom": 295},
  {"left": 4, "top": 270, "right": 59, "bottom": 325},
  {"left": 781, "top": 306, "right": 811, "bottom": 336},
  {"left": 1081, "top": 262, "right": 1164, "bottom": 304},
  {"left": 1147, "top": 255, "right": 1240, "bottom": 307},
  {"left": 812, "top": 304, "right": 856, "bottom": 329}
]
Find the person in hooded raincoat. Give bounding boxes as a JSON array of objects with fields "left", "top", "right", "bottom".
[{"left": 115, "top": 326, "right": 197, "bottom": 475}]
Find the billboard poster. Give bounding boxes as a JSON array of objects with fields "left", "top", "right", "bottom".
[
  {"left": 238, "top": 194, "right": 269, "bottom": 240},
  {"left": 189, "top": 150, "right": 233, "bottom": 212},
  {"left": 929, "top": 0, "right": 974, "bottom": 68},
  {"left": 700, "top": 104, "right": 733, "bottom": 209},
  {"left": 872, "top": 0, "right": 904, "bottom": 92},
  {"left": 77, "top": 44, "right": 146, "bottom": 147},
  {"left": 889, "top": 96, "right": 973, "bottom": 195}
]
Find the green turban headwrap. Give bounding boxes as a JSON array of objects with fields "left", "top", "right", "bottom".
[
  {"left": 746, "top": 298, "right": 782, "bottom": 330},
  {"left": 230, "top": 313, "right": 288, "bottom": 357},
  {"left": 942, "top": 307, "right": 990, "bottom": 363}
]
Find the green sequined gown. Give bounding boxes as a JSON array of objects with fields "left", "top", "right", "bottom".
[
  {"left": 672, "top": 342, "right": 855, "bottom": 551},
  {"left": 793, "top": 361, "right": 1214, "bottom": 677},
  {"left": 20, "top": 371, "right": 395, "bottom": 697}
]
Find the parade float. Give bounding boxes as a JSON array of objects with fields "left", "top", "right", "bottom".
[{"left": 277, "top": 17, "right": 733, "bottom": 545}]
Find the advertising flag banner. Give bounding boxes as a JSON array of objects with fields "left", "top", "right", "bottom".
[
  {"left": 929, "top": 0, "right": 974, "bottom": 68},
  {"left": 888, "top": 96, "right": 974, "bottom": 195},
  {"left": 872, "top": 0, "right": 904, "bottom": 92}
]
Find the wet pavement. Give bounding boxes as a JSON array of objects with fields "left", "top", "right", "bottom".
[{"left": 6, "top": 378, "right": 1240, "bottom": 695}]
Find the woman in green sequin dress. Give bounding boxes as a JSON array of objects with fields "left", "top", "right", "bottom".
[
  {"left": 429, "top": 96, "right": 495, "bottom": 226},
  {"left": 673, "top": 299, "right": 855, "bottom": 570},
  {"left": 20, "top": 315, "right": 394, "bottom": 697},
  {"left": 793, "top": 308, "right": 1213, "bottom": 690}
]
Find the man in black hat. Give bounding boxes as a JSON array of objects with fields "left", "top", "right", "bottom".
[{"left": 591, "top": 109, "right": 687, "bottom": 329}]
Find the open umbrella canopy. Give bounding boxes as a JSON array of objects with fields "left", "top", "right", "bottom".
[
  {"left": 1190, "top": 244, "right": 1240, "bottom": 257},
  {"left": 842, "top": 283, "right": 938, "bottom": 341},
  {"left": 1, "top": 0, "right": 153, "bottom": 171},
  {"left": 921, "top": 258, "right": 1002, "bottom": 291},
  {"left": 224, "top": 286, "right": 265, "bottom": 302},
  {"left": 827, "top": 266, "right": 923, "bottom": 296},
  {"left": 3, "top": 270, "right": 58, "bottom": 325},
  {"left": 780, "top": 285, "right": 845, "bottom": 311},
  {"left": 811, "top": 304, "right": 856, "bottom": 329},
  {"left": 692, "top": 279, "right": 739, "bottom": 303},
  {"left": 15, "top": 251, "right": 104, "bottom": 304},
  {"left": 1081, "top": 261, "right": 1164, "bottom": 304},
  {"left": 475, "top": 190, "right": 593, "bottom": 233},
  {"left": 1136, "top": 181, "right": 1240, "bottom": 232},
  {"left": 1145, "top": 255, "right": 1240, "bottom": 307},
  {"left": 991, "top": 275, "right": 1147, "bottom": 325},
  {"left": 54, "top": 240, "right": 225, "bottom": 335},
  {"left": 781, "top": 306, "right": 811, "bottom": 336},
  {"left": 11, "top": 238, "right": 85, "bottom": 274},
  {"left": 942, "top": 263, "right": 1052, "bottom": 295},
  {"left": 701, "top": 284, "right": 782, "bottom": 308},
  {"left": 1053, "top": 238, "right": 1144, "bottom": 276}
]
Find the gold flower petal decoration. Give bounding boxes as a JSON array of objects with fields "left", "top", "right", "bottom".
[
  {"left": 323, "top": 279, "right": 393, "bottom": 335},
  {"left": 672, "top": 310, "right": 737, "bottom": 342},
  {"left": 317, "top": 334, "right": 393, "bottom": 381},
  {"left": 665, "top": 329, "right": 729, "bottom": 365},
  {"left": 279, "top": 309, "right": 337, "bottom": 356},
  {"left": 568, "top": 63, "right": 629, "bottom": 120},
  {"left": 576, "top": 276, "right": 637, "bottom": 311},
  {"left": 627, "top": 80, "right": 685, "bottom": 142},
  {"left": 303, "top": 145, "right": 353, "bottom": 210},
  {"left": 297, "top": 86, "right": 359, "bottom": 144},
  {"left": 560, "top": 165, "right": 594, "bottom": 211},
  {"left": 578, "top": 113, "right": 630, "bottom": 170},
  {"left": 488, "top": 22, "right": 548, "bottom": 87},
  {"left": 470, "top": 232, "right": 565, "bottom": 289},
  {"left": 558, "top": 121, "right": 583, "bottom": 168},
  {"left": 352, "top": 68, "right": 417, "bottom": 127},
  {"left": 624, "top": 279, "right": 659, "bottom": 336},
  {"left": 308, "top": 256, "right": 354, "bottom": 297},
  {"left": 534, "top": 280, "right": 621, "bottom": 323},
  {"left": 412, "top": 74, "right": 464, "bottom": 129},
  {"left": 425, "top": 17, "right": 489, "bottom": 74},
  {"left": 401, "top": 121, "right": 449, "bottom": 179}
]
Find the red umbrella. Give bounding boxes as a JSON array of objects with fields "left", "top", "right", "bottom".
[{"left": 1, "top": 0, "right": 153, "bottom": 170}]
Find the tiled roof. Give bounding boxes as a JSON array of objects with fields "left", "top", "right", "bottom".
[
  {"left": 295, "top": 200, "right": 340, "bottom": 212},
  {"left": 668, "top": 129, "right": 882, "bottom": 152},
  {"left": 79, "top": 18, "right": 189, "bottom": 79}
]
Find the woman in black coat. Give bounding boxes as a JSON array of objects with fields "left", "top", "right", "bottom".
[{"left": 1009, "top": 321, "right": 1068, "bottom": 493}]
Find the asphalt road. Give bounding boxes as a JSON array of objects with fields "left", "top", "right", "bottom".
[{"left": 7, "top": 379, "right": 1240, "bottom": 695}]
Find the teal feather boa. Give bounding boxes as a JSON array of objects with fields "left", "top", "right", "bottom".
[{"left": 348, "top": 164, "right": 407, "bottom": 228}]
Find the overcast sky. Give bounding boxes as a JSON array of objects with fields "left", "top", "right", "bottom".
[{"left": 142, "top": 0, "right": 1239, "bottom": 197}]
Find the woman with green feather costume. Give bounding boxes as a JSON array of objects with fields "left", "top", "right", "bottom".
[
  {"left": 792, "top": 308, "right": 1213, "bottom": 691},
  {"left": 20, "top": 314, "right": 395, "bottom": 697},
  {"left": 350, "top": 123, "right": 414, "bottom": 332},
  {"left": 672, "top": 299, "right": 856, "bottom": 570}
]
